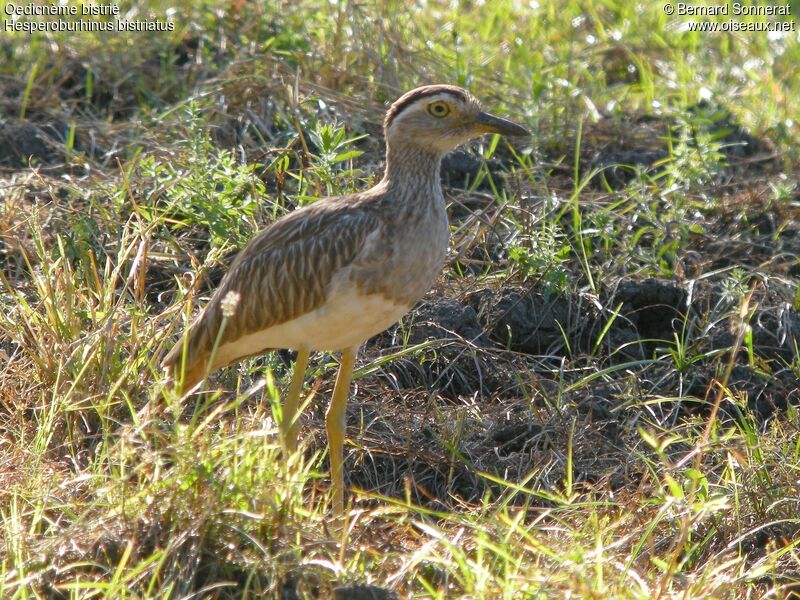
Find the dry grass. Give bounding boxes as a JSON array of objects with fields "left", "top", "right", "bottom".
[{"left": 1, "top": 1, "right": 799, "bottom": 598}]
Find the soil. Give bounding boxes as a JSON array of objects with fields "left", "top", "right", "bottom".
[
  {"left": 582, "top": 105, "right": 776, "bottom": 190},
  {"left": 3, "top": 67, "right": 797, "bottom": 515},
  {"left": 330, "top": 271, "right": 799, "bottom": 509},
  {"left": 0, "top": 121, "right": 77, "bottom": 168}
]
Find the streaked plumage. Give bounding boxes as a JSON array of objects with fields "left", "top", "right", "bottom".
[{"left": 162, "top": 84, "right": 528, "bottom": 513}]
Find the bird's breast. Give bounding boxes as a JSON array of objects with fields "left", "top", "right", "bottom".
[
  {"left": 352, "top": 194, "right": 449, "bottom": 306},
  {"left": 393, "top": 203, "right": 449, "bottom": 299}
]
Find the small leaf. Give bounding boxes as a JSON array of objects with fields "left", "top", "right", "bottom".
[
  {"left": 333, "top": 150, "right": 363, "bottom": 162},
  {"left": 664, "top": 474, "right": 684, "bottom": 499},
  {"left": 684, "top": 468, "right": 705, "bottom": 482}
]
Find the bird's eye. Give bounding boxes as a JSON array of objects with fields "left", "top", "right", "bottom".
[{"left": 427, "top": 101, "right": 450, "bottom": 118}]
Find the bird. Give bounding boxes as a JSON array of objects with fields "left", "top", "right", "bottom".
[{"left": 162, "top": 84, "right": 529, "bottom": 513}]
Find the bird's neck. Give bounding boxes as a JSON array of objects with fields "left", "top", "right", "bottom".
[{"left": 380, "top": 144, "right": 443, "bottom": 199}]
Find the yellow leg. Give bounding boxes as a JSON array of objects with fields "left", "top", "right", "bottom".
[
  {"left": 282, "top": 348, "right": 310, "bottom": 452},
  {"left": 326, "top": 347, "right": 356, "bottom": 514}
]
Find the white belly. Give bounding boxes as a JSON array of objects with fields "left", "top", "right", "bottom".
[{"left": 213, "top": 287, "right": 410, "bottom": 366}]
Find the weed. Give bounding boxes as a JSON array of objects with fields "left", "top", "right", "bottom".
[
  {"left": 138, "top": 102, "right": 264, "bottom": 251},
  {"left": 0, "top": 1, "right": 798, "bottom": 598}
]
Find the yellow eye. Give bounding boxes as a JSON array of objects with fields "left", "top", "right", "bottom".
[{"left": 427, "top": 101, "right": 450, "bottom": 118}]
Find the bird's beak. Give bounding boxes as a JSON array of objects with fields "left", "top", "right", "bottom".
[{"left": 475, "top": 111, "right": 529, "bottom": 137}]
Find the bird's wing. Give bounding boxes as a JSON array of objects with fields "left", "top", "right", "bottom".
[{"left": 162, "top": 199, "right": 384, "bottom": 385}]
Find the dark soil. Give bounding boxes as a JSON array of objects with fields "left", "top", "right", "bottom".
[
  {"left": 440, "top": 149, "right": 507, "bottom": 191},
  {"left": 4, "top": 40, "right": 798, "bottom": 580},
  {"left": 0, "top": 121, "right": 81, "bottom": 168},
  {"left": 582, "top": 105, "right": 776, "bottom": 190},
  {"left": 328, "top": 270, "right": 799, "bottom": 509}
]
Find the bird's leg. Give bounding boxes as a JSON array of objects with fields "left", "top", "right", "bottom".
[
  {"left": 282, "top": 348, "right": 310, "bottom": 452},
  {"left": 326, "top": 346, "right": 356, "bottom": 514}
]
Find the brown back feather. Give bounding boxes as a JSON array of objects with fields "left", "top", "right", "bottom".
[{"left": 162, "top": 196, "right": 383, "bottom": 387}]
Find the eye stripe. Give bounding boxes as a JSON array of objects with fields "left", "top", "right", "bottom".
[{"left": 384, "top": 85, "right": 470, "bottom": 129}]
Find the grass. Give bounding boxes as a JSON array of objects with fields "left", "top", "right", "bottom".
[{"left": 1, "top": 0, "right": 799, "bottom": 597}]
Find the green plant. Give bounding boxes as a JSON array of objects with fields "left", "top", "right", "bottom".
[
  {"left": 1, "top": 0, "right": 799, "bottom": 597},
  {"left": 298, "top": 120, "right": 366, "bottom": 201},
  {"left": 507, "top": 222, "right": 571, "bottom": 297},
  {"left": 138, "top": 102, "right": 265, "bottom": 250}
]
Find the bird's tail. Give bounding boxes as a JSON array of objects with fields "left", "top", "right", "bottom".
[
  {"left": 161, "top": 292, "right": 227, "bottom": 395},
  {"left": 161, "top": 340, "right": 209, "bottom": 395}
]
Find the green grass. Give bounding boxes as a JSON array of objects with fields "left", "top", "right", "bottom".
[{"left": 1, "top": 0, "right": 799, "bottom": 597}]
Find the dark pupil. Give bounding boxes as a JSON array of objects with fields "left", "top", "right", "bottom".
[{"left": 434, "top": 104, "right": 445, "bottom": 114}]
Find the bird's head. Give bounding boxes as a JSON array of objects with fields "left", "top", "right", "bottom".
[{"left": 383, "top": 84, "right": 529, "bottom": 154}]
